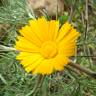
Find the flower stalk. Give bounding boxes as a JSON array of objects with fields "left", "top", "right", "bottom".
[
  {"left": 0, "top": 45, "right": 16, "bottom": 51},
  {"left": 26, "top": 75, "right": 45, "bottom": 96},
  {"left": 68, "top": 60, "right": 96, "bottom": 79}
]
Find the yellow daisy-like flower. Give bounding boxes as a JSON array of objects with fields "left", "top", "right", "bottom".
[{"left": 15, "top": 17, "right": 80, "bottom": 75}]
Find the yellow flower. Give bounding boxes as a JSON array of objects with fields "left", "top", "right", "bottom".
[{"left": 15, "top": 17, "right": 80, "bottom": 75}]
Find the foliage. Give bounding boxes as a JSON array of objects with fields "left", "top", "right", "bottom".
[{"left": 0, "top": 0, "right": 96, "bottom": 96}]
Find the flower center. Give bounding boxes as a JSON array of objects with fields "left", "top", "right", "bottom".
[{"left": 41, "top": 41, "right": 58, "bottom": 59}]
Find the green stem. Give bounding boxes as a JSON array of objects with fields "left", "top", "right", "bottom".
[
  {"left": 26, "top": 75, "right": 45, "bottom": 96},
  {"left": 69, "top": 61, "right": 96, "bottom": 79},
  {"left": 0, "top": 74, "right": 7, "bottom": 84},
  {"left": 0, "top": 45, "right": 16, "bottom": 51}
]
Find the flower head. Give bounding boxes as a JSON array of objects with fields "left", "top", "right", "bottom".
[{"left": 15, "top": 17, "right": 80, "bottom": 75}]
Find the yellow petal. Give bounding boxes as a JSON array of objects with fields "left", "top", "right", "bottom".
[
  {"left": 58, "top": 27, "right": 80, "bottom": 44},
  {"left": 25, "top": 57, "right": 44, "bottom": 73},
  {"left": 33, "top": 54, "right": 69, "bottom": 74},
  {"left": 15, "top": 36, "right": 40, "bottom": 52},
  {"left": 58, "top": 42, "right": 77, "bottom": 57},
  {"left": 56, "top": 22, "right": 72, "bottom": 42},
  {"left": 33, "top": 59, "right": 53, "bottom": 75},
  {"left": 48, "top": 20, "right": 59, "bottom": 40},
  {"left": 16, "top": 52, "right": 39, "bottom": 60},
  {"left": 53, "top": 54, "right": 69, "bottom": 71},
  {"left": 19, "top": 25, "right": 42, "bottom": 47},
  {"left": 18, "top": 53, "right": 42, "bottom": 67},
  {"left": 58, "top": 28, "right": 80, "bottom": 57},
  {"left": 29, "top": 17, "right": 49, "bottom": 41}
]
